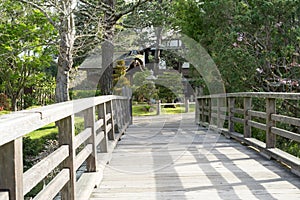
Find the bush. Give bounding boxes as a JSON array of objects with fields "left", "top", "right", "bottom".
[
  {"left": 0, "top": 93, "right": 10, "bottom": 110},
  {"left": 69, "top": 90, "right": 100, "bottom": 100}
]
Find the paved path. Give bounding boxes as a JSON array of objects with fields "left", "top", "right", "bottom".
[{"left": 90, "top": 113, "right": 300, "bottom": 200}]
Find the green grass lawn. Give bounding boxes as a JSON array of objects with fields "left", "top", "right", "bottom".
[
  {"left": 27, "top": 122, "right": 58, "bottom": 139},
  {"left": 132, "top": 104, "right": 157, "bottom": 116},
  {"left": 132, "top": 103, "right": 195, "bottom": 116},
  {"left": 0, "top": 110, "right": 10, "bottom": 116},
  {"left": 26, "top": 116, "right": 85, "bottom": 139}
]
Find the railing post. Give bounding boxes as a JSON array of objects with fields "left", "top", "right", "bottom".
[
  {"left": 208, "top": 98, "right": 212, "bottom": 124},
  {"left": 201, "top": 99, "right": 205, "bottom": 124},
  {"left": 84, "top": 107, "right": 97, "bottom": 172},
  {"left": 244, "top": 97, "right": 252, "bottom": 138},
  {"left": 228, "top": 97, "right": 235, "bottom": 133},
  {"left": 185, "top": 98, "right": 189, "bottom": 113},
  {"left": 266, "top": 98, "right": 276, "bottom": 148},
  {"left": 157, "top": 100, "right": 161, "bottom": 115},
  {"left": 127, "top": 98, "right": 132, "bottom": 125},
  {"left": 0, "top": 138, "right": 23, "bottom": 200},
  {"left": 122, "top": 86, "right": 133, "bottom": 125},
  {"left": 195, "top": 98, "right": 200, "bottom": 124},
  {"left": 98, "top": 103, "right": 108, "bottom": 152},
  {"left": 129, "top": 97, "right": 133, "bottom": 125},
  {"left": 58, "top": 115, "right": 76, "bottom": 200},
  {"left": 217, "top": 98, "right": 221, "bottom": 128},
  {"left": 117, "top": 99, "right": 124, "bottom": 132},
  {"left": 107, "top": 100, "right": 115, "bottom": 140}
]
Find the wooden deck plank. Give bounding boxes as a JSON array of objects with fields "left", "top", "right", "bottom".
[{"left": 90, "top": 114, "right": 300, "bottom": 200}]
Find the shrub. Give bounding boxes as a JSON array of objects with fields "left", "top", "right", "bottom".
[{"left": 0, "top": 93, "right": 10, "bottom": 110}]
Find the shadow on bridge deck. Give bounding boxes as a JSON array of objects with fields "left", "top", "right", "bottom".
[{"left": 89, "top": 113, "right": 300, "bottom": 200}]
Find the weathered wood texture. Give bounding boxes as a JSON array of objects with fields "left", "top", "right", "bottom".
[
  {"left": 0, "top": 139, "right": 23, "bottom": 200},
  {"left": 0, "top": 192, "right": 9, "bottom": 200},
  {"left": 0, "top": 95, "right": 131, "bottom": 200},
  {"left": 196, "top": 92, "right": 300, "bottom": 176},
  {"left": 90, "top": 114, "right": 300, "bottom": 200}
]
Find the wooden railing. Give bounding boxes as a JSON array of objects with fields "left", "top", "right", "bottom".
[
  {"left": 196, "top": 92, "right": 300, "bottom": 176},
  {"left": 0, "top": 95, "right": 131, "bottom": 200}
]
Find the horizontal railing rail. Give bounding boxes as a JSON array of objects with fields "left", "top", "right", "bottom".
[
  {"left": 0, "top": 95, "right": 131, "bottom": 200},
  {"left": 196, "top": 92, "right": 300, "bottom": 176}
]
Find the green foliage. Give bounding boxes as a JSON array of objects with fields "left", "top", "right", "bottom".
[
  {"left": 0, "top": 110, "right": 10, "bottom": 116},
  {"left": 172, "top": 0, "right": 300, "bottom": 93},
  {"left": 132, "top": 104, "right": 157, "bottom": 116},
  {"left": 123, "top": 0, "right": 172, "bottom": 28},
  {"left": 69, "top": 90, "right": 100, "bottom": 100},
  {"left": 133, "top": 70, "right": 151, "bottom": 86},
  {"left": 155, "top": 71, "right": 184, "bottom": 102},
  {"left": 134, "top": 81, "right": 158, "bottom": 103},
  {"left": 23, "top": 132, "right": 58, "bottom": 170},
  {"left": 132, "top": 70, "right": 158, "bottom": 102},
  {"left": 0, "top": 1, "right": 57, "bottom": 110},
  {"left": 74, "top": 117, "right": 85, "bottom": 135},
  {"left": 113, "top": 60, "right": 130, "bottom": 95},
  {"left": 132, "top": 70, "right": 184, "bottom": 103}
]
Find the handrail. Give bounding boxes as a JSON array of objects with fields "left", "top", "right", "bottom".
[
  {"left": 197, "top": 92, "right": 300, "bottom": 100},
  {"left": 196, "top": 92, "right": 300, "bottom": 176},
  {"left": 0, "top": 95, "right": 131, "bottom": 200}
]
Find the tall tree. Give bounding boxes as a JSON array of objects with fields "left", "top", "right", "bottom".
[
  {"left": 172, "top": 0, "right": 300, "bottom": 93},
  {"left": 99, "top": 0, "right": 147, "bottom": 94},
  {"left": 18, "top": 0, "right": 148, "bottom": 101},
  {"left": 0, "top": 0, "right": 56, "bottom": 110}
]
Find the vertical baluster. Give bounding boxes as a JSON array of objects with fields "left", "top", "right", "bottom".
[
  {"left": 84, "top": 107, "right": 97, "bottom": 172},
  {"left": 157, "top": 100, "right": 161, "bottom": 115},
  {"left": 208, "top": 98, "right": 212, "bottom": 124},
  {"left": 244, "top": 97, "right": 252, "bottom": 138},
  {"left": 228, "top": 97, "right": 235, "bottom": 133},
  {"left": 201, "top": 99, "right": 205, "bottom": 124},
  {"left": 107, "top": 100, "right": 115, "bottom": 140},
  {"left": 98, "top": 103, "right": 108, "bottom": 153},
  {"left": 129, "top": 97, "right": 133, "bottom": 125},
  {"left": 0, "top": 138, "right": 23, "bottom": 200},
  {"left": 211, "top": 98, "right": 217, "bottom": 126},
  {"left": 217, "top": 98, "right": 221, "bottom": 128},
  {"left": 58, "top": 115, "right": 76, "bottom": 200},
  {"left": 266, "top": 98, "right": 276, "bottom": 148},
  {"left": 125, "top": 98, "right": 130, "bottom": 125},
  {"left": 195, "top": 98, "right": 200, "bottom": 124},
  {"left": 218, "top": 97, "right": 226, "bottom": 128},
  {"left": 116, "top": 99, "right": 121, "bottom": 133}
]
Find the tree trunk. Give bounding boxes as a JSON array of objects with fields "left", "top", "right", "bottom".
[
  {"left": 154, "top": 0, "right": 163, "bottom": 75},
  {"left": 154, "top": 27, "right": 162, "bottom": 75},
  {"left": 11, "top": 96, "right": 18, "bottom": 111},
  {"left": 99, "top": 0, "right": 115, "bottom": 95},
  {"left": 100, "top": 40, "right": 114, "bottom": 95},
  {"left": 55, "top": 0, "right": 76, "bottom": 103}
]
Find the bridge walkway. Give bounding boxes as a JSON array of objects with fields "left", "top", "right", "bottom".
[{"left": 89, "top": 113, "right": 300, "bottom": 200}]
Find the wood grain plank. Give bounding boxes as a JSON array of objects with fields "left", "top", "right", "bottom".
[
  {"left": 89, "top": 113, "right": 300, "bottom": 200},
  {"left": 33, "top": 169, "right": 70, "bottom": 200},
  {"left": 75, "top": 144, "right": 93, "bottom": 170},
  {"left": 74, "top": 128, "right": 92, "bottom": 150},
  {"left": 0, "top": 192, "right": 9, "bottom": 200},
  {"left": 23, "top": 145, "right": 69, "bottom": 195}
]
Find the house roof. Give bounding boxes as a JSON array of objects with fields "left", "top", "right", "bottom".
[{"left": 78, "top": 51, "right": 129, "bottom": 70}]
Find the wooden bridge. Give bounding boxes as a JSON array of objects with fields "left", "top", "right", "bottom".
[{"left": 0, "top": 93, "right": 300, "bottom": 200}]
